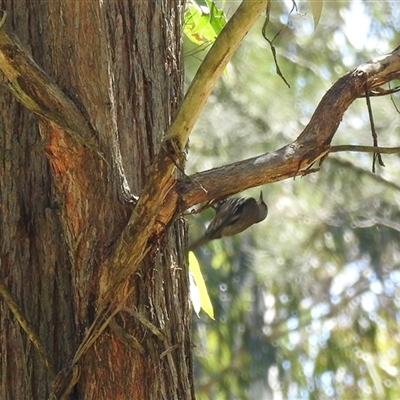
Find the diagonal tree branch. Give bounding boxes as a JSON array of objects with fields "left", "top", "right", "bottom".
[{"left": 176, "top": 46, "right": 400, "bottom": 209}]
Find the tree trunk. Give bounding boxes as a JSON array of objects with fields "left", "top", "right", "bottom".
[{"left": 0, "top": 1, "right": 193, "bottom": 399}]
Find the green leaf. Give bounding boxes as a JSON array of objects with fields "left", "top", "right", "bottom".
[
  {"left": 184, "top": 0, "right": 226, "bottom": 45},
  {"left": 189, "top": 251, "right": 214, "bottom": 319},
  {"left": 207, "top": 0, "right": 225, "bottom": 36}
]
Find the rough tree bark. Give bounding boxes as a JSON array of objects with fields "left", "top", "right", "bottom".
[
  {"left": 1, "top": 0, "right": 399, "bottom": 398},
  {"left": 0, "top": 1, "right": 193, "bottom": 399}
]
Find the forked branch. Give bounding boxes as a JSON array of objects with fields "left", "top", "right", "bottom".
[{"left": 176, "top": 46, "right": 400, "bottom": 209}]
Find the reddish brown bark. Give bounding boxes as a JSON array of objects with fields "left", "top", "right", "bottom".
[{"left": 0, "top": 1, "right": 193, "bottom": 399}]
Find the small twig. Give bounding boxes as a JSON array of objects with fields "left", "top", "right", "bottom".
[
  {"left": 109, "top": 318, "right": 145, "bottom": 353},
  {"left": 389, "top": 82, "right": 400, "bottom": 113},
  {"left": 184, "top": 41, "right": 213, "bottom": 59},
  {"left": 160, "top": 343, "right": 181, "bottom": 358},
  {"left": 48, "top": 365, "right": 80, "bottom": 400},
  {"left": 330, "top": 145, "right": 400, "bottom": 154},
  {"left": 0, "top": 279, "right": 56, "bottom": 377},
  {"left": 299, "top": 167, "right": 320, "bottom": 177},
  {"left": 261, "top": 1, "right": 291, "bottom": 88},
  {"left": 185, "top": 199, "right": 216, "bottom": 216},
  {"left": 123, "top": 307, "right": 166, "bottom": 341},
  {"left": 72, "top": 301, "right": 122, "bottom": 365},
  {"left": 359, "top": 85, "right": 400, "bottom": 97},
  {"left": 364, "top": 80, "right": 385, "bottom": 172}
]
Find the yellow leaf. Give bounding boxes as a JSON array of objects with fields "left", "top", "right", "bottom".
[
  {"left": 310, "top": 0, "right": 323, "bottom": 30},
  {"left": 188, "top": 252, "right": 215, "bottom": 319}
]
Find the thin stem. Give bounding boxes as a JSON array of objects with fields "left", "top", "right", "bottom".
[
  {"left": 0, "top": 279, "right": 56, "bottom": 377},
  {"left": 330, "top": 145, "right": 400, "bottom": 154}
]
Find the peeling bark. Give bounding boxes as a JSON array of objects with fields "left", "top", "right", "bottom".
[
  {"left": 1, "top": 0, "right": 398, "bottom": 398},
  {"left": 0, "top": 1, "right": 193, "bottom": 399}
]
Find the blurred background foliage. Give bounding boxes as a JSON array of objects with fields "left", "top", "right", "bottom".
[{"left": 184, "top": 1, "right": 400, "bottom": 399}]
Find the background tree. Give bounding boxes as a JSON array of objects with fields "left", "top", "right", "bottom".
[{"left": 187, "top": 1, "right": 400, "bottom": 399}]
